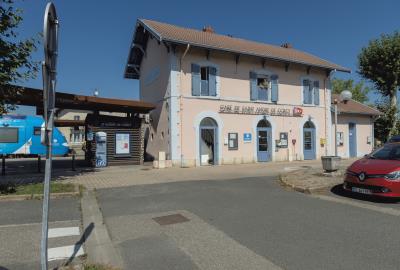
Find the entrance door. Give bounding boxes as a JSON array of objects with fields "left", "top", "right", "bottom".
[
  {"left": 349, "top": 123, "right": 357, "bottom": 157},
  {"left": 199, "top": 117, "right": 218, "bottom": 166},
  {"left": 256, "top": 119, "right": 272, "bottom": 162},
  {"left": 303, "top": 121, "right": 316, "bottom": 160},
  {"left": 200, "top": 128, "right": 216, "bottom": 165}
]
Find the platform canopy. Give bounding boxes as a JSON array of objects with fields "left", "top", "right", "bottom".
[{"left": 2, "top": 85, "right": 155, "bottom": 114}]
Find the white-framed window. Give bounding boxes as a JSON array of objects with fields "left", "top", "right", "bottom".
[
  {"left": 250, "top": 71, "right": 279, "bottom": 102},
  {"left": 302, "top": 78, "right": 320, "bottom": 105},
  {"left": 70, "top": 127, "right": 84, "bottom": 143},
  {"left": 191, "top": 63, "right": 218, "bottom": 97}
]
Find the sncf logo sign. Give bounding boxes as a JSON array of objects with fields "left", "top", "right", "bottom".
[{"left": 293, "top": 107, "right": 303, "bottom": 116}]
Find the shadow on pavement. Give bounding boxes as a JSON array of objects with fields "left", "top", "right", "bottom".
[
  {"left": 65, "top": 222, "right": 95, "bottom": 266},
  {"left": 0, "top": 156, "right": 95, "bottom": 185},
  {"left": 0, "top": 267, "right": 10, "bottom": 270},
  {"left": 330, "top": 184, "right": 399, "bottom": 204}
]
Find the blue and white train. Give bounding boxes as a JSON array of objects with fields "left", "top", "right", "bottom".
[{"left": 0, "top": 115, "right": 70, "bottom": 156}]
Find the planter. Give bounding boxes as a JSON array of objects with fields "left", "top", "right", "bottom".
[{"left": 321, "top": 156, "right": 341, "bottom": 172}]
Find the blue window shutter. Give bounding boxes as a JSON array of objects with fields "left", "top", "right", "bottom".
[
  {"left": 250, "top": 71, "right": 258, "bottom": 100},
  {"left": 271, "top": 75, "right": 279, "bottom": 102},
  {"left": 303, "top": 79, "right": 310, "bottom": 104},
  {"left": 209, "top": 66, "right": 217, "bottom": 96},
  {"left": 313, "top": 80, "right": 320, "bottom": 105},
  {"left": 191, "top": 63, "right": 200, "bottom": 96}
]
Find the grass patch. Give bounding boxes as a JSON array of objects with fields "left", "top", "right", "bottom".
[
  {"left": 84, "top": 264, "right": 120, "bottom": 270},
  {"left": 0, "top": 182, "right": 76, "bottom": 196}
]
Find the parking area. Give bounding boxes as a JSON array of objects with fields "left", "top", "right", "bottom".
[{"left": 96, "top": 175, "right": 400, "bottom": 270}]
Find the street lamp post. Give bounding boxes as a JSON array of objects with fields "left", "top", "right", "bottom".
[{"left": 333, "top": 90, "right": 352, "bottom": 156}]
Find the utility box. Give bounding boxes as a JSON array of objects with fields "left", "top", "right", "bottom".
[{"left": 95, "top": 131, "right": 107, "bottom": 167}]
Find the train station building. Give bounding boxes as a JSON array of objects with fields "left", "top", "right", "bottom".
[{"left": 125, "top": 19, "right": 380, "bottom": 167}]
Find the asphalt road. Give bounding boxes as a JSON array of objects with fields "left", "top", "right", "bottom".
[
  {"left": 0, "top": 198, "right": 82, "bottom": 270},
  {"left": 97, "top": 176, "right": 400, "bottom": 270}
]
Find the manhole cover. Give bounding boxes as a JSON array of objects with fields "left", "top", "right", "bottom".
[{"left": 153, "top": 213, "right": 190, "bottom": 226}]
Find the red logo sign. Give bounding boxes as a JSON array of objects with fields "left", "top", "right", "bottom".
[{"left": 293, "top": 107, "right": 303, "bottom": 116}]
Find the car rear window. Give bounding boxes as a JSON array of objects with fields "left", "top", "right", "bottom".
[
  {"left": 0, "top": 127, "right": 19, "bottom": 143},
  {"left": 371, "top": 144, "right": 400, "bottom": 160}
]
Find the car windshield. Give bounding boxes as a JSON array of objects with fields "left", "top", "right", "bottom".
[{"left": 370, "top": 143, "right": 400, "bottom": 160}]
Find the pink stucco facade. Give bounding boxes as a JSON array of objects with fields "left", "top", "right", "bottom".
[{"left": 138, "top": 38, "right": 375, "bottom": 166}]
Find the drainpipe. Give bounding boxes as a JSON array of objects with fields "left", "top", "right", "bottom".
[
  {"left": 326, "top": 69, "right": 336, "bottom": 156},
  {"left": 179, "top": 44, "right": 190, "bottom": 167}
]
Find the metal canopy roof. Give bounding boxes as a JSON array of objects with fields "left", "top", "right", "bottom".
[{"left": 2, "top": 85, "right": 155, "bottom": 114}]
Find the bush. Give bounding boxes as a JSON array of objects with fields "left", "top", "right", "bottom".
[{"left": 0, "top": 182, "right": 16, "bottom": 194}]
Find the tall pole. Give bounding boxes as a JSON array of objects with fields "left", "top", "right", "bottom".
[
  {"left": 334, "top": 103, "right": 338, "bottom": 156},
  {"left": 41, "top": 3, "right": 58, "bottom": 270}
]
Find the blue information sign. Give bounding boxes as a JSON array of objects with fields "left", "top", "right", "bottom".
[{"left": 243, "top": 133, "right": 252, "bottom": 143}]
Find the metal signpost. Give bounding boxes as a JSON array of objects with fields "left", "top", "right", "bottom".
[{"left": 41, "top": 3, "right": 59, "bottom": 270}]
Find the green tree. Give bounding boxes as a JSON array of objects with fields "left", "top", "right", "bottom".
[
  {"left": 358, "top": 31, "right": 400, "bottom": 136},
  {"left": 331, "top": 78, "right": 370, "bottom": 103},
  {"left": 374, "top": 98, "right": 400, "bottom": 143},
  {"left": 0, "top": 0, "right": 39, "bottom": 115}
]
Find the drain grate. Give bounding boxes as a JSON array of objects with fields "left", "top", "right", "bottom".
[{"left": 153, "top": 213, "right": 190, "bottom": 226}]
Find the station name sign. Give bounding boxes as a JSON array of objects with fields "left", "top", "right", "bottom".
[{"left": 219, "top": 104, "right": 303, "bottom": 117}]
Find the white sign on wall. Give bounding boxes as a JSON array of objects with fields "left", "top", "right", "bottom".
[{"left": 115, "top": 133, "right": 130, "bottom": 154}]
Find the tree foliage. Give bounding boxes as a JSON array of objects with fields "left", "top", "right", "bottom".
[
  {"left": 358, "top": 31, "right": 400, "bottom": 136},
  {"left": 331, "top": 78, "right": 370, "bottom": 103},
  {"left": 374, "top": 98, "right": 400, "bottom": 144},
  {"left": 0, "top": 0, "right": 39, "bottom": 114}
]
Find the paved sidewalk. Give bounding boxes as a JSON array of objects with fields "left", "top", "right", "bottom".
[
  {"left": 280, "top": 158, "right": 356, "bottom": 194},
  {"left": 66, "top": 159, "right": 333, "bottom": 190}
]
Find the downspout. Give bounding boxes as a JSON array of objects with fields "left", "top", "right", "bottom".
[
  {"left": 179, "top": 44, "right": 190, "bottom": 167},
  {"left": 326, "top": 69, "right": 336, "bottom": 156}
]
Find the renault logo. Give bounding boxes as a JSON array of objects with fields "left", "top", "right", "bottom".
[{"left": 358, "top": 172, "right": 366, "bottom": 182}]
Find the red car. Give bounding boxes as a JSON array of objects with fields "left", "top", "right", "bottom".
[{"left": 343, "top": 143, "right": 400, "bottom": 198}]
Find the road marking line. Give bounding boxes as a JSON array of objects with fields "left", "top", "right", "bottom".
[
  {"left": 48, "top": 227, "right": 80, "bottom": 238},
  {"left": 48, "top": 245, "right": 84, "bottom": 261},
  {"left": 0, "top": 220, "right": 80, "bottom": 229},
  {"left": 312, "top": 194, "right": 400, "bottom": 216}
]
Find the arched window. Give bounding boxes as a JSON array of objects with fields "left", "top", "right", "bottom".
[
  {"left": 200, "top": 117, "right": 218, "bottom": 127},
  {"left": 257, "top": 119, "right": 271, "bottom": 128},
  {"left": 303, "top": 121, "right": 315, "bottom": 129}
]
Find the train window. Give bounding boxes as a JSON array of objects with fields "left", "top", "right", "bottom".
[
  {"left": 34, "top": 127, "right": 41, "bottom": 136},
  {"left": 0, "top": 127, "right": 19, "bottom": 143}
]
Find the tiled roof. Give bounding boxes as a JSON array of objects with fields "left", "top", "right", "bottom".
[
  {"left": 139, "top": 19, "right": 350, "bottom": 73},
  {"left": 332, "top": 94, "right": 381, "bottom": 116}
]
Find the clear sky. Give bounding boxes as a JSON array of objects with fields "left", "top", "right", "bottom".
[{"left": 12, "top": 0, "right": 400, "bottom": 114}]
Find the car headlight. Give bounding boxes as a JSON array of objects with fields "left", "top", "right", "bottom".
[{"left": 384, "top": 171, "right": 400, "bottom": 181}]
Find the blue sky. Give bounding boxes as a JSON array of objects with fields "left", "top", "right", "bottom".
[{"left": 12, "top": 0, "right": 400, "bottom": 114}]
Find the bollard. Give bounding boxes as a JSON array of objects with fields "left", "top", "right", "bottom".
[
  {"left": 72, "top": 153, "right": 76, "bottom": 171},
  {"left": 1, "top": 155, "right": 5, "bottom": 176},
  {"left": 38, "top": 155, "right": 42, "bottom": 173}
]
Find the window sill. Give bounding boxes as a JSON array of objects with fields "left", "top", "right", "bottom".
[
  {"left": 252, "top": 100, "right": 278, "bottom": 104},
  {"left": 302, "top": 104, "right": 322, "bottom": 107},
  {"left": 192, "top": 95, "right": 220, "bottom": 100}
]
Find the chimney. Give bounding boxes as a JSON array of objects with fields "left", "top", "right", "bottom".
[
  {"left": 202, "top": 25, "right": 215, "bottom": 33},
  {"left": 281, "top": 43, "right": 293, "bottom": 49}
]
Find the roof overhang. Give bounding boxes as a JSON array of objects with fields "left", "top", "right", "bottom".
[
  {"left": 2, "top": 85, "right": 155, "bottom": 114},
  {"left": 124, "top": 19, "right": 351, "bottom": 79}
]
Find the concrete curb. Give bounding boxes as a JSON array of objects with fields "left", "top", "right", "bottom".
[
  {"left": 81, "top": 190, "right": 123, "bottom": 269},
  {"left": 279, "top": 174, "right": 334, "bottom": 195},
  {"left": 0, "top": 185, "right": 80, "bottom": 201}
]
